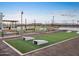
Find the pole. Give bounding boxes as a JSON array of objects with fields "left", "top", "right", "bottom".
[
  {"left": 52, "top": 16, "right": 54, "bottom": 26},
  {"left": 34, "top": 19, "right": 36, "bottom": 32},
  {"left": 53, "top": 16, "right": 54, "bottom": 24},
  {"left": 0, "top": 12, "right": 4, "bottom": 37},
  {"left": 21, "top": 11, "right": 23, "bottom": 39},
  {"left": 25, "top": 18, "right": 27, "bottom": 30},
  {"left": 15, "top": 22, "right": 17, "bottom": 34}
]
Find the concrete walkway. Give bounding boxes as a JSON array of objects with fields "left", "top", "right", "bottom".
[
  {"left": 0, "top": 41, "right": 19, "bottom": 56},
  {"left": 0, "top": 35, "right": 20, "bottom": 39},
  {"left": 0, "top": 31, "right": 58, "bottom": 39}
]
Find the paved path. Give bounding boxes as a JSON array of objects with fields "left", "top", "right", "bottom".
[
  {"left": 0, "top": 31, "right": 58, "bottom": 39},
  {"left": 0, "top": 41, "right": 19, "bottom": 56}
]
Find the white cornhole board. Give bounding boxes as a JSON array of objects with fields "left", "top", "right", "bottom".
[
  {"left": 66, "top": 30, "right": 72, "bottom": 33},
  {"left": 33, "top": 40, "right": 48, "bottom": 45},
  {"left": 76, "top": 31, "right": 79, "bottom": 34},
  {"left": 23, "top": 36, "right": 35, "bottom": 41}
]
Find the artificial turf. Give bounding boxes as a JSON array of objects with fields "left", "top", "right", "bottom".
[
  {"left": 0, "top": 32, "right": 2, "bottom": 36},
  {"left": 6, "top": 31, "right": 78, "bottom": 53}
]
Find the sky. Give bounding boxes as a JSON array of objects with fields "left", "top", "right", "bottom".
[{"left": 0, "top": 2, "right": 79, "bottom": 24}]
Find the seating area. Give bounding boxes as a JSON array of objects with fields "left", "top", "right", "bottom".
[{"left": 23, "top": 36, "right": 48, "bottom": 45}]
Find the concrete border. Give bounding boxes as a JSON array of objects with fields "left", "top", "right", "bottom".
[
  {"left": 3, "top": 35, "right": 79, "bottom": 56},
  {"left": 2, "top": 40, "right": 23, "bottom": 55}
]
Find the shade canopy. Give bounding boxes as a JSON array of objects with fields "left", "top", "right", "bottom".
[{"left": 3, "top": 20, "right": 18, "bottom": 22}]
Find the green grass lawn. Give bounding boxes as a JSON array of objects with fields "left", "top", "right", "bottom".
[
  {"left": 6, "top": 31, "right": 79, "bottom": 53},
  {"left": 0, "top": 32, "right": 2, "bottom": 36}
]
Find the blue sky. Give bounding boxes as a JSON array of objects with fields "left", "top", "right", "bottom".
[{"left": 0, "top": 2, "right": 79, "bottom": 24}]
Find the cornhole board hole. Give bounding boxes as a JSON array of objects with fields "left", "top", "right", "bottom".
[
  {"left": 66, "top": 30, "right": 72, "bottom": 33},
  {"left": 33, "top": 40, "right": 48, "bottom": 45},
  {"left": 76, "top": 31, "right": 79, "bottom": 34},
  {"left": 23, "top": 36, "right": 35, "bottom": 41}
]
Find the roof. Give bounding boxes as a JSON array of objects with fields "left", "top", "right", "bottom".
[{"left": 3, "top": 20, "right": 18, "bottom": 22}]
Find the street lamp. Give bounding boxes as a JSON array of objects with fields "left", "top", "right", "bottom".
[
  {"left": 34, "top": 19, "right": 36, "bottom": 32},
  {"left": 21, "top": 11, "right": 23, "bottom": 39},
  {"left": 52, "top": 16, "right": 54, "bottom": 26}
]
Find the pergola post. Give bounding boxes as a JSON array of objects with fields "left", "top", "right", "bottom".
[
  {"left": 0, "top": 12, "right": 4, "bottom": 37},
  {"left": 11, "top": 22, "right": 14, "bottom": 30},
  {"left": 25, "top": 18, "right": 27, "bottom": 31},
  {"left": 34, "top": 19, "right": 36, "bottom": 32},
  {"left": 15, "top": 22, "right": 17, "bottom": 31}
]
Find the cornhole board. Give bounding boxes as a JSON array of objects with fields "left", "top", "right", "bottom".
[
  {"left": 33, "top": 40, "right": 48, "bottom": 45},
  {"left": 66, "top": 30, "right": 72, "bottom": 33},
  {"left": 76, "top": 31, "right": 79, "bottom": 34},
  {"left": 23, "top": 36, "right": 35, "bottom": 41}
]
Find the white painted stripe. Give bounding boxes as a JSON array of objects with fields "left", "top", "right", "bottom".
[{"left": 2, "top": 40, "right": 23, "bottom": 55}]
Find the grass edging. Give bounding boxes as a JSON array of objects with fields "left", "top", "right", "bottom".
[{"left": 3, "top": 35, "right": 79, "bottom": 56}]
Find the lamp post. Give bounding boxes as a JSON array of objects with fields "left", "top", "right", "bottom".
[
  {"left": 34, "top": 19, "right": 36, "bottom": 32},
  {"left": 21, "top": 11, "right": 23, "bottom": 39},
  {"left": 52, "top": 16, "right": 54, "bottom": 25},
  {"left": 51, "top": 16, "right": 54, "bottom": 26},
  {"left": 25, "top": 18, "right": 27, "bottom": 31}
]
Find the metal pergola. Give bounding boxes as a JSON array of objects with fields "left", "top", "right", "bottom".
[{"left": 3, "top": 20, "right": 18, "bottom": 30}]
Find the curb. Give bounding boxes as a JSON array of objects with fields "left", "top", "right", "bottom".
[{"left": 2, "top": 40, "right": 23, "bottom": 56}]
